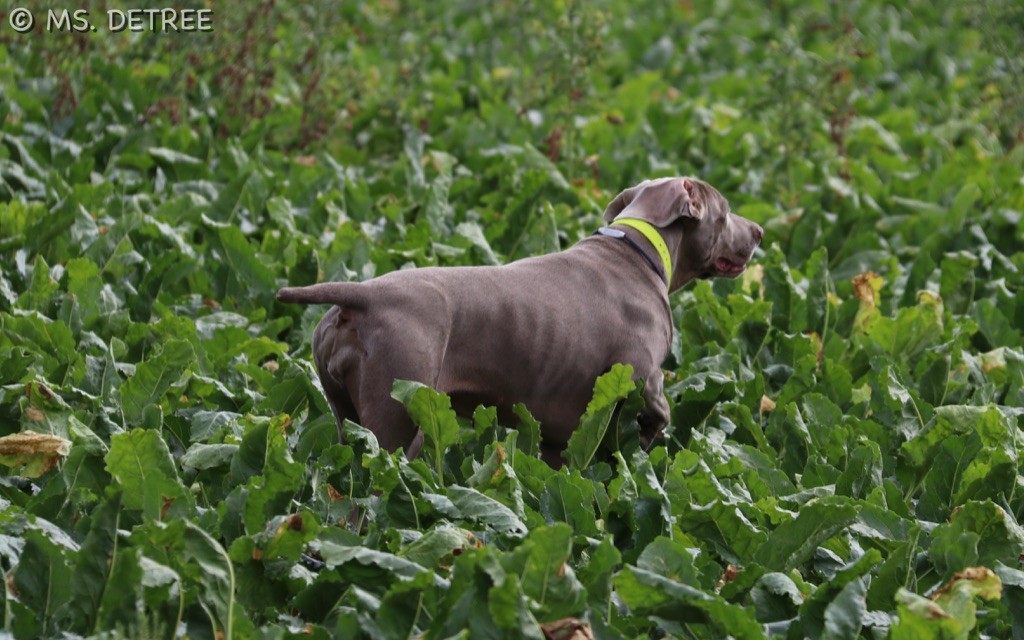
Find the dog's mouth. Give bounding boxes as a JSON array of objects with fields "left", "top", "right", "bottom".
[{"left": 714, "top": 256, "right": 747, "bottom": 277}]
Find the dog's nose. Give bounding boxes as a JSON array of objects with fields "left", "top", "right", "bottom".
[{"left": 752, "top": 224, "right": 764, "bottom": 243}]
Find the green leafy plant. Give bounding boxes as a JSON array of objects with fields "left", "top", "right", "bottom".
[{"left": 1, "top": 0, "right": 1023, "bottom": 637}]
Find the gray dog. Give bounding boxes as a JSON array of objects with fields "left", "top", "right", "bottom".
[{"left": 278, "top": 177, "right": 762, "bottom": 466}]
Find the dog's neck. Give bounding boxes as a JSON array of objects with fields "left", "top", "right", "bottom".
[{"left": 660, "top": 224, "right": 698, "bottom": 291}]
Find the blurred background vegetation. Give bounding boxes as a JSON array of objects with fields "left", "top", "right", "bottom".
[
  {"left": 5, "top": 0, "right": 1022, "bottom": 200},
  {"left": 3, "top": 0, "right": 1023, "bottom": 358},
  {"left": 3, "top": 0, "right": 1023, "bottom": 381}
]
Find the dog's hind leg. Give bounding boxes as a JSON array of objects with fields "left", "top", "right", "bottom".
[
  {"left": 351, "top": 333, "right": 449, "bottom": 458},
  {"left": 313, "top": 305, "right": 443, "bottom": 459},
  {"left": 312, "top": 307, "right": 363, "bottom": 439},
  {"left": 354, "top": 380, "right": 425, "bottom": 457}
]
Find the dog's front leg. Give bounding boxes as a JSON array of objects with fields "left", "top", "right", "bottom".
[{"left": 638, "top": 369, "right": 670, "bottom": 450}]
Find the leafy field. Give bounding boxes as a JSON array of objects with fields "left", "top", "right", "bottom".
[{"left": 2, "top": 0, "right": 1024, "bottom": 637}]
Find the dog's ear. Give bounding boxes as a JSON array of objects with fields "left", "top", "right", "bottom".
[
  {"left": 603, "top": 181, "right": 646, "bottom": 222},
  {"left": 603, "top": 177, "right": 704, "bottom": 227}
]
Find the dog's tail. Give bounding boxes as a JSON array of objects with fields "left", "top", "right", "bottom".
[{"left": 276, "top": 282, "right": 371, "bottom": 310}]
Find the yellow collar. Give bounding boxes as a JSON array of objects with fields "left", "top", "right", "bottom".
[{"left": 611, "top": 218, "right": 672, "bottom": 285}]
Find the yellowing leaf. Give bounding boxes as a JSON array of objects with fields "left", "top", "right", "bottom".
[
  {"left": 852, "top": 271, "right": 884, "bottom": 332},
  {"left": 852, "top": 271, "right": 883, "bottom": 306},
  {"left": 979, "top": 349, "right": 1007, "bottom": 374},
  {"left": 0, "top": 432, "right": 71, "bottom": 477},
  {"left": 893, "top": 567, "right": 1002, "bottom": 639}
]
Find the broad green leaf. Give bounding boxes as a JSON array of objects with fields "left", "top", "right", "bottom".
[
  {"left": 68, "top": 493, "right": 144, "bottom": 633},
  {"left": 566, "top": 364, "right": 637, "bottom": 469},
  {"left": 973, "top": 298, "right": 1022, "bottom": 350},
  {"left": 229, "top": 415, "right": 281, "bottom": 484},
  {"left": 835, "top": 440, "right": 882, "bottom": 499},
  {"left": 316, "top": 539, "right": 438, "bottom": 582},
  {"left": 578, "top": 536, "right": 622, "bottom": 616},
  {"left": 2, "top": 312, "right": 80, "bottom": 382},
  {"left": 822, "top": 576, "right": 869, "bottom": 639},
  {"left": 753, "top": 497, "right": 860, "bottom": 571},
  {"left": 464, "top": 440, "right": 529, "bottom": 521},
  {"left": 106, "top": 429, "right": 190, "bottom": 519},
  {"left": 445, "top": 485, "right": 528, "bottom": 536},
  {"left": 68, "top": 492, "right": 122, "bottom": 633},
  {"left": 902, "top": 404, "right": 1009, "bottom": 468},
  {"left": 540, "top": 472, "right": 599, "bottom": 536},
  {"left": 118, "top": 339, "right": 194, "bottom": 425},
  {"left": 392, "top": 380, "right": 461, "bottom": 478},
  {"left": 137, "top": 555, "right": 180, "bottom": 611},
  {"left": 867, "top": 532, "right": 921, "bottom": 610},
  {"left": 265, "top": 195, "right": 296, "bottom": 233},
  {"left": 762, "top": 246, "right": 809, "bottom": 333},
  {"left": 182, "top": 522, "right": 245, "bottom": 639},
  {"left": 376, "top": 571, "right": 447, "bottom": 640},
  {"left": 237, "top": 419, "right": 306, "bottom": 536},
  {"left": 487, "top": 573, "right": 545, "bottom": 638},
  {"left": 608, "top": 451, "right": 679, "bottom": 562},
  {"left": 993, "top": 564, "right": 1024, "bottom": 638},
  {"left": 914, "top": 432, "right": 981, "bottom": 521},
  {"left": 59, "top": 445, "right": 108, "bottom": 512},
  {"left": 149, "top": 146, "right": 202, "bottom": 169},
  {"left": 15, "top": 254, "right": 59, "bottom": 312},
  {"left": 506, "top": 524, "right": 587, "bottom": 620},
  {"left": 513, "top": 403, "right": 542, "bottom": 458},
  {"left": 422, "top": 153, "right": 455, "bottom": 236},
  {"left": 12, "top": 527, "right": 75, "bottom": 635},
  {"left": 790, "top": 549, "right": 881, "bottom": 639},
  {"left": 180, "top": 443, "right": 239, "bottom": 470},
  {"left": 96, "top": 544, "right": 145, "bottom": 630},
  {"left": 930, "top": 500, "right": 1024, "bottom": 577},
  {"left": 636, "top": 537, "right": 700, "bottom": 586},
  {"left": 65, "top": 258, "right": 110, "bottom": 331},
  {"left": 217, "top": 224, "right": 278, "bottom": 295},
  {"left": 399, "top": 525, "right": 474, "bottom": 569},
  {"left": 208, "top": 168, "right": 268, "bottom": 223},
  {"left": 947, "top": 182, "right": 982, "bottom": 234},
  {"left": 918, "top": 352, "right": 951, "bottom": 406},
  {"left": 455, "top": 221, "right": 500, "bottom": 265},
  {"left": 804, "top": 246, "right": 832, "bottom": 334},
  {"left": 750, "top": 573, "right": 804, "bottom": 622},
  {"left": 940, "top": 252, "right": 978, "bottom": 315},
  {"left": 614, "top": 565, "right": 765, "bottom": 638},
  {"left": 421, "top": 547, "right": 506, "bottom": 638}
]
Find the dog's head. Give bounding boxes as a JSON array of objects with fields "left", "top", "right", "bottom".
[{"left": 603, "top": 177, "right": 763, "bottom": 290}]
